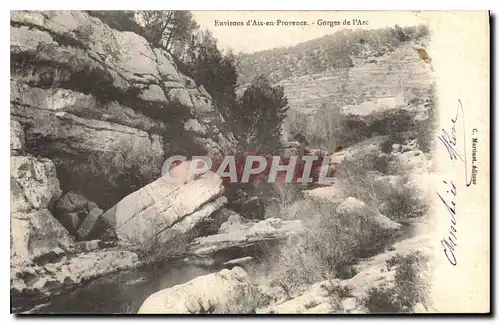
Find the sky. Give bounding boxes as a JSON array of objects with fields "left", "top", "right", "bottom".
[{"left": 192, "top": 11, "right": 427, "bottom": 54}]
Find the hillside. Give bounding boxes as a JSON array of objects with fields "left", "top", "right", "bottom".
[
  {"left": 236, "top": 25, "right": 433, "bottom": 116},
  {"left": 280, "top": 40, "right": 434, "bottom": 115},
  {"left": 236, "top": 25, "right": 429, "bottom": 84}
]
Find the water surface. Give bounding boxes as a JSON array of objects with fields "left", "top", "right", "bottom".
[{"left": 33, "top": 261, "right": 216, "bottom": 314}]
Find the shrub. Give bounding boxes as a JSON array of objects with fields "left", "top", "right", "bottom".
[
  {"left": 381, "top": 184, "right": 428, "bottom": 221},
  {"left": 283, "top": 105, "right": 370, "bottom": 151},
  {"left": 132, "top": 227, "right": 195, "bottom": 264},
  {"left": 324, "top": 281, "right": 353, "bottom": 299},
  {"left": 413, "top": 90, "right": 437, "bottom": 154},
  {"left": 367, "top": 109, "right": 415, "bottom": 136},
  {"left": 104, "top": 136, "right": 162, "bottom": 190},
  {"left": 363, "top": 286, "right": 401, "bottom": 313},
  {"left": 307, "top": 103, "right": 344, "bottom": 151},
  {"left": 260, "top": 197, "right": 393, "bottom": 295},
  {"left": 363, "top": 251, "right": 430, "bottom": 313},
  {"left": 340, "top": 157, "right": 428, "bottom": 222},
  {"left": 380, "top": 133, "right": 405, "bottom": 154},
  {"left": 284, "top": 110, "right": 310, "bottom": 144}
]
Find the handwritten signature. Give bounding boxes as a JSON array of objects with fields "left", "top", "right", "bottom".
[
  {"left": 438, "top": 180, "right": 458, "bottom": 265},
  {"left": 437, "top": 99, "right": 475, "bottom": 266},
  {"left": 437, "top": 99, "right": 473, "bottom": 186}
]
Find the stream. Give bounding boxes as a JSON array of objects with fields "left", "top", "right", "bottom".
[
  {"left": 21, "top": 260, "right": 218, "bottom": 314},
  {"left": 17, "top": 222, "right": 418, "bottom": 314}
]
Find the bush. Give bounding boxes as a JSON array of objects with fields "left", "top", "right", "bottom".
[
  {"left": 367, "top": 109, "right": 415, "bottom": 136},
  {"left": 380, "top": 133, "right": 405, "bottom": 154},
  {"left": 340, "top": 156, "right": 428, "bottom": 222},
  {"left": 283, "top": 105, "right": 369, "bottom": 151},
  {"left": 324, "top": 281, "right": 353, "bottom": 299},
  {"left": 260, "top": 197, "right": 393, "bottom": 295},
  {"left": 307, "top": 103, "right": 344, "bottom": 151},
  {"left": 381, "top": 184, "right": 428, "bottom": 221},
  {"left": 363, "top": 251, "right": 430, "bottom": 313},
  {"left": 132, "top": 227, "right": 195, "bottom": 264},
  {"left": 283, "top": 97, "right": 433, "bottom": 153},
  {"left": 285, "top": 110, "right": 310, "bottom": 144}
]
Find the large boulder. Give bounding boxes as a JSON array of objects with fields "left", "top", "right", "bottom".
[
  {"left": 10, "top": 10, "right": 236, "bottom": 207},
  {"left": 373, "top": 175, "right": 403, "bottom": 193},
  {"left": 11, "top": 209, "right": 73, "bottom": 263},
  {"left": 186, "top": 217, "right": 303, "bottom": 261},
  {"left": 101, "top": 174, "right": 226, "bottom": 245},
  {"left": 302, "top": 185, "right": 345, "bottom": 203},
  {"left": 218, "top": 214, "right": 246, "bottom": 233},
  {"left": 54, "top": 191, "right": 103, "bottom": 238},
  {"left": 336, "top": 197, "right": 402, "bottom": 230},
  {"left": 138, "top": 267, "right": 260, "bottom": 314},
  {"left": 398, "top": 149, "right": 427, "bottom": 172}
]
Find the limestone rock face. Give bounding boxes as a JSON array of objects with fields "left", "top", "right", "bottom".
[
  {"left": 138, "top": 267, "right": 260, "bottom": 314},
  {"left": 11, "top": 156, "right": 62, "bottom": 212},
  {"left": 217, "top": 214, "right": 246, "bottom": 233},
  {"left": 10, "top": 156, "right": 73, "bottom": 262},
  {"left": 11, "top": 249, "right": 140, "bottom": 304},
  {"left": 10, "top": 10, "right": 236, "bottom": 207},
  {"left": 11, "top": 120, "right": 25, "bottom": 155},
  {"left": 101, "top": 174, "right": 226, "bottom": 245}
]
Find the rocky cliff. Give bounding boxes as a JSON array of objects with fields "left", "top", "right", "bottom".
[
  {"left": 10, "top": 11, "right": 241, "bottom": 308},
  {"left": 10, "top": 10, "right": 236, "bottom": 208},
  {"left": 278, "top": 41, "right": 434, "bottom": 114}
]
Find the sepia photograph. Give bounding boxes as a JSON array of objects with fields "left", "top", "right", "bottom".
[{"left": 9, "top": 10, "right": 490, "bottom": 314}]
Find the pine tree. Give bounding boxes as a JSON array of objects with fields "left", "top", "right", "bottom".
[{"left": 237, "top": 75, "right": 289, "bottom": 152}]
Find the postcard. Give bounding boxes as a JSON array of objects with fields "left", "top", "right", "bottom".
[{"left": 10, "top": 10, "right": 490, "bottom": 314}]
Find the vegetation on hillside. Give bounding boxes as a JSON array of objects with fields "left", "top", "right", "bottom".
[
  {"left": 255, "top": 140, "right": 430, "bottom": 296},
  {"left": 236, "top": 24, "right": 430, "bottom": 85},
  {"left": 363, "top": 251, "right": 430, "bottom": 313},
  {"left": 286, "top": 84, "right": 436, "bottom": 152}
]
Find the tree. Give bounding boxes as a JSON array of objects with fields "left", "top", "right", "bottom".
[
  {"left": 137, "top": 11, "right": 198, "bottom": 51},
  {"left": 237, "top": 75, "right": 289, "bottom": 151},
  {"left": 184, "top": 30, "right": 239, "bottom": 127},
  {"left": 86, "top": 11, "right": 146, "bottom": 36}
]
